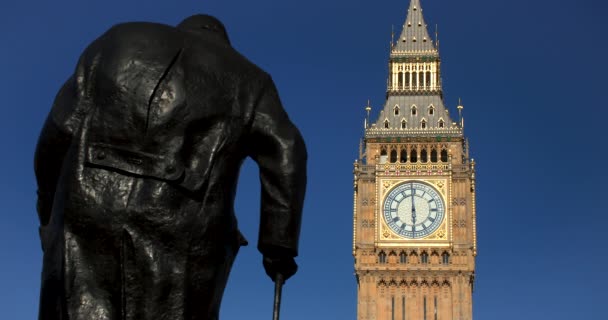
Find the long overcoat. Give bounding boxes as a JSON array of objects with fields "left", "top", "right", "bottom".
[{"left": 34, "top": 20, "right": 306, "bottom": 320}]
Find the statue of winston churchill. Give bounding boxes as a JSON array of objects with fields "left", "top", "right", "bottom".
[{"left": 34, "top": 14, "right": 306, "bottom": 320}]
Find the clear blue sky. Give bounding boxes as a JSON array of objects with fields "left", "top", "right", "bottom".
[{"left": 1, "top": 0, "right": 607, "bottom": 319}]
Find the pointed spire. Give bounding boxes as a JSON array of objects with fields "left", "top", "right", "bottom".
[{"left": 393, "top": 0, "right": 436, "bottom": 53}]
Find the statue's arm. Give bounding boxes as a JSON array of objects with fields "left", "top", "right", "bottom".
[
  {"left": 34, "top": 35, "right": 102, "bottom": 226},
  {"left": 34, "top": 77, "right": 79, "bottom": 226},
  {"left": 247, "top": 77, "right": 307, "bottom": 265}
]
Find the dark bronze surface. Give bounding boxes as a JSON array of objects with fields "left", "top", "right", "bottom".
[{"left": 34, "top": 14, "right": 306, "bottom": 320}]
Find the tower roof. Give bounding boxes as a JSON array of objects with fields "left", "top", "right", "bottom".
[
  {"left": 367, "top": 0, "right": 460, "bottom": 136},
  {"left": 393, "top": 0, "right": 436, "bottom": 54}
]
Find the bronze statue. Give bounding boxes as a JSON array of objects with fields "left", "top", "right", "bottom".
[{"left": 34, "top": 14, "right": 306, "bottom": 320}]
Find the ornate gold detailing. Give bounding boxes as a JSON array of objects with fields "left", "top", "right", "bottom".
[
  {"left": 452, "top": 197, "right": 466, "bottom": 206},
  {"left": 453, "top": 220, "right": 466, "bottom": 228},
  {"left": 361, "top": 220, "right": 375, "bottom": 229},
  {"left": 377, "top": 163, "right": 448, "bottom": 177},
  {"left": 383, "top": 180, "right": 397, "bottom": 189}
]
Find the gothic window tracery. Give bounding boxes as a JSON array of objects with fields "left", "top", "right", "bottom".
[
  {"left": 409, "top": 251, "right": 419, "bottom": 264},
  {"left": 390, "top": 149, "right": 398, "bottom": 163},
  {"left": 421, "top": 149, "right": 428, "bottom": 162},
  {"left": 421, "top": 252, "right": 429, "bottom": 264},
  {"left": 440, "top": 149, "right": 448, "bottom": 162},
  {"left": 399, "top": 252, "right": 407, "bottom": 264},
  {"left": 378, "top": 251, "right": 387, "bottom": 264},
  {"left": 442, "top": 252, "right": 450, "bottom": 265},
  {"left": 430, "top": 149, "right": 438, "bottom": 162}
]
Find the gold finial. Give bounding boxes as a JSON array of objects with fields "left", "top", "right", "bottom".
[
  {"left": 435, "top": 24, "right": 439, "bottom": 49},
  {"left": 364, "top": 100, "right": 372, "bottom": 129},
  {"left": 457, "top": 98, "right": 464, "bottom": 128}
]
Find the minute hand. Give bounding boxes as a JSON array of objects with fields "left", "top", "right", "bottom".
[{"left": 411, "top": 184, "right": 416, "bottom": 225}]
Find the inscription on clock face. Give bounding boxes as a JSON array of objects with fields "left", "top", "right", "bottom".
[{"left": 383, "top": 181, "right": 445, "bottom": 239}]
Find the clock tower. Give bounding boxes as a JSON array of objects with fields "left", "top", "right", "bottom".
[{"left": 353, "top": 1, "right": 477, "bottom": 319}]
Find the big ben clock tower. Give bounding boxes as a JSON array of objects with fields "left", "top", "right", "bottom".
[{"left": 353, "top": 1, "right": 477, "bottom": 319}]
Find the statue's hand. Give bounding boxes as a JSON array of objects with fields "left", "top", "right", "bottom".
[{"left": 263, "top": 256, "right": 298, "bottom": 282}]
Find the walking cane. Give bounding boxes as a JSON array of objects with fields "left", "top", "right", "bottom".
[{"left": 273, "top": 273, "right": 284, "bottom": 320}]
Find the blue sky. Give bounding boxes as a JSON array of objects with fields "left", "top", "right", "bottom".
[{"left": 1, "top": 0, "right": 607, "bottom": 319}]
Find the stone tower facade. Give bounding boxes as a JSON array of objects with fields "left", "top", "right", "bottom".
[{"left": 353, "top": 1, "right": 477, "bottom": 319}]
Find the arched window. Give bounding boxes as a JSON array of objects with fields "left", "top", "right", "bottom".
[
  {"left": 412, "top": 72, "right": 417, "bottom": 87},
  {"left": 440, "top": 149, "right": 448, "bottom": 162},
  {"left": 399, "top": 252, "right": 407, "bottom": 264},
  {"left": 419, "top": 73, "right": 424, "bottom": 87},
  {"left": 398, "top": 72, "right": 403, "bottom": 88},
  {"left": 380, "top": 147, "right": 388, "bottom": 164},
  {"left": 400, "top": 149, "right": 407, "bottom": 163},
  {"left": 420, "top": 149, "right": 428, "bottom": 162},
  {"left": 390, "top": 149, "right": 398, "bottom": 163},
  {"left": 425, "top": 71, "right": 431, "bottom": 87},
  {"left": 401, "top": 120, "right": 407, "bottom": 129},
  {"left": 421, "top": 252, "right": 429, "bottom": 264},
  {"left": 412, "top": 106, "right": 417, "bottom": 116},
  {"left": 438, "top": 119, "right": 444, "bottom": 128},
  {"left": 429, "top": 106, "right": 435, "bottom": 115},
  {"left": 410, "top": 149, "right": 418, "bottom": 163},
  {"left": 378, "top": 251, "right": 387, "bottom": 264},
  {"left": 442, "top": 252, "right": 450, "bottom": 265},
  {"left": 405, "top": 72, "right": 411, "bottom": 88},
  {"left": 421, "top": 120, "right": 427, "bottom": 129},
  {"left": 430, "top": 149, "right": 438, "bottom": 163},
  {"left": 384, "top": 119, "right": 390, "bottom": 129},
  {"left": 394, "top": 106, "right": 400, "bottom": 116}
]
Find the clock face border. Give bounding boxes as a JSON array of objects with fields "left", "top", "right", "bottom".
[
  {"left": 377, "top": 178, "right": 450, "bottom": 244},
  {"left": 382, "top": 181, "right": 445, "bottom": 239}
]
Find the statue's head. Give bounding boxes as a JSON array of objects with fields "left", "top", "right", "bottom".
[{"left": 177, "top": 14, "right": 230, "bottom": 44}]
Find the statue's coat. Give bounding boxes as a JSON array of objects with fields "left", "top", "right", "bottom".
[{"left": 34, "top": 19, "right": 306, "bottom": 320}]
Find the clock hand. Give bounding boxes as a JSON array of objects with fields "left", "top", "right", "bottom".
[{"left": 411, "top": 183, "right": 416, "bottom": 225}]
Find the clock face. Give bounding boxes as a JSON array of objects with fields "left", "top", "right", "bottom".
[{"left": 383, "top": 181, "right": 445, "bottom": 239}]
